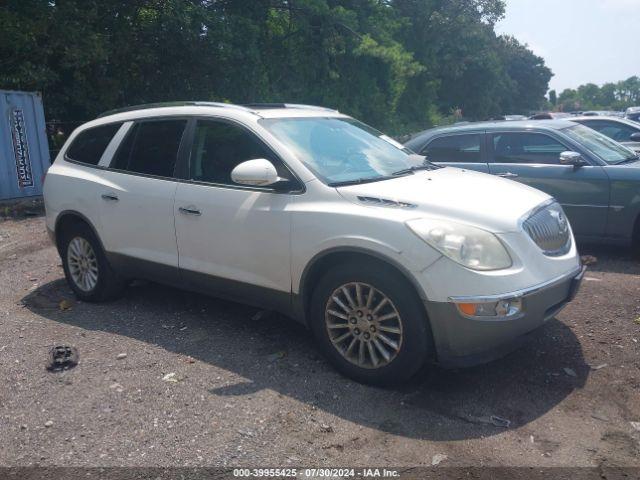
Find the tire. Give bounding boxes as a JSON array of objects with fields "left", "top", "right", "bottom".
[
  {"left": 60, "top": 222, "right": 125, "bottom": 302},
  {"left": 309, "top": 262, "right": 431, "bottom": 386}
]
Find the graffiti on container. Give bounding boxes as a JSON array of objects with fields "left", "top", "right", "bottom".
[{"left": 10, "top": 108, "right": 34, "bottom": 188}]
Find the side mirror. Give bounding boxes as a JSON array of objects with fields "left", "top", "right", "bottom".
[
  {"left": 559, "top": 151, "right": 586, "bottom": 167},
  {"left": 231, "top": 159, "right": 280, "bottom": 187},
  {"left": 630, "top": 132, "right": 640, "bottom": 142}
]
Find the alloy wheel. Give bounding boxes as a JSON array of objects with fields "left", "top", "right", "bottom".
[
  {"left": 67, "top": 237, "right": 99, "bottom": 292},
  {"left": 324, "top": 282, "right": 403, "bottom": 369}
]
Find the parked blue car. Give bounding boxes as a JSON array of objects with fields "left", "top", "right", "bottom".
[{"left": 405, "top": 120, "right": 640, "bottom": 251}]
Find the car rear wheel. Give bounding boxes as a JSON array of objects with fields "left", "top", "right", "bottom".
[
  {"left": 310, "top": 262, "right": 431, "bottom": 385},
  {"left": 60, "top": 223, "right": 125, "bottom": 302}
]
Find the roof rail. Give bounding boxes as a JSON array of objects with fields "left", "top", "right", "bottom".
[
  {"left": 97, "top": 101, "right": 253, "bottom": 118},
  {"left": 242, "top": 103, "right": 338, "bottom": 112}
]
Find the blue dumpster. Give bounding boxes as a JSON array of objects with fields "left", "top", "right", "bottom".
[{"left": 0, "top": 89, "right": 51, "bottom": 201}]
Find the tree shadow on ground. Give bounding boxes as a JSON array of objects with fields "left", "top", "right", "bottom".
[{"left": 23, "top": 278, "right": 588, "bottom": 441}]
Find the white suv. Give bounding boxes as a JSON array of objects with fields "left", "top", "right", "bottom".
[{"left": 44, "top": 102, "right": 584, "bottom": 385}]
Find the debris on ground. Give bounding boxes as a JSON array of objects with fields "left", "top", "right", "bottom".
[
  {"left": 584, "top": 277, "right": 602, "bottom": 282},
  {"left": 162, "top": 372, "right": 179, "bottom": 383},
  {"left": 320, "top": 423, "right": 333, "bottom": 433},
  {"left": 46, "top": 345, "right": 79, "bottom": 372},
  {"left": 591, "top": 364, "right": 608, "bottom": 370},
  {"left": 634, "top": 317, "right": 640, "bottom": 325},
  {"left": 460, "top": 414, "right": 511, "bottom": 428},
  {"left": 631, "top": 422, "right": 640, "bottom": 431},
  {"left": 591, "top": 413, "right": 609, "bottom": 422},
  {"left": 109, "top": 382, "right": 124, "bottom": 393},
  {"left": 267, "top": 351, "right": 287, "bottom": 362},
  {"left": 183, "top": 356, "right": 196, "bottom": 364},
  {"left": 116, "top": 353, "right": 127, "bottom": 360},
  {"left": 581, "top": 255, "right": 597, "bottom": 265},
  {"left": 563, "top": 367, "right": 577, "bottom": 377},
  {"left": 58, "top": 299, "right": 74, "bottom": 311},
  {"left": 431, "top": 453, "right": 448, "bottom": 466},
  {"left": 44, "top": 420, "right": 53, "bottom": 428}
]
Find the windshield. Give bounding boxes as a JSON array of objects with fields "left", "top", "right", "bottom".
[
  {"left": 563, "top": 124, "right": 638, "bottom": 164},
  {"left": 259, "top": 117, "right": 427, "bottom": 185}
]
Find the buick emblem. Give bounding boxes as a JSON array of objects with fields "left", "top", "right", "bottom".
[{"left": 551, "top": 210, "right": 568, "bottom": 233}]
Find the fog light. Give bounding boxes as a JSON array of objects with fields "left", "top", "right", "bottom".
[{"left": 455, "top": 298, "right": 522, "bottom": 318}]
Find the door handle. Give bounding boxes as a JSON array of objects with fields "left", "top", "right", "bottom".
[
  {"left": 179, "top": 206, "right": 202, "bottom": 216},
  {"left": 496, "top": 172, "right": 518, "bottom": 178},
  {"left": 101, "top": 193, "right": 119, "bottom": 201}
]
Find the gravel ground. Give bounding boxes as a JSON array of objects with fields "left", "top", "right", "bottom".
[{"left": 0, "top": 216, "right": 639, "bottom": 468}]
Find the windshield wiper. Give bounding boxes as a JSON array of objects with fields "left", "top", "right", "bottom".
[
  {"left": 328, "top": 176, "right": 393, "bottom": 187},
  {"left": 391, "top": 164, "right": 436, "bottom": 176}
]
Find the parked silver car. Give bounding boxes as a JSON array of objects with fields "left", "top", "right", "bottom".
[{"left": 626, "top": 106, "right": 640, "bottom": 123}]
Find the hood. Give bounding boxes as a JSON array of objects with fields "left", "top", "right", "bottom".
[{"left": 336, "top": 167, "right": 551, "bottom": 233}]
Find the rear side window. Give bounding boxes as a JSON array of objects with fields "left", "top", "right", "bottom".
[
  {"left": 422, "top": 134, "right": 482, "bottom": 163},
  {"left": 65, "top": 123, "right": 122, "bottom": 165},
  {"left": 111, "top": 120, "right": 187, "bottom": 177}
]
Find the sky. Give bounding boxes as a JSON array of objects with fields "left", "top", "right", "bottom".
[{"left": 495, "top": 0, "right": 640, "bottom": 93}]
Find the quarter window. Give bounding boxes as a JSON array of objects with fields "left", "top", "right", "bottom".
[
  {"left": 189, "top": 120, "right": 286, "bottom": 186},
  {"left": 66, "top": 123, "right": 122, "bottom": 165},
  {"left": 421, "top": 134, "right": 482, "bottom": 163},
  {"left": 111, "top": 120, "right": 187, "bottom": 177},
  {"left": 492, "top": 133, "right": 567, "bottom": 165}
]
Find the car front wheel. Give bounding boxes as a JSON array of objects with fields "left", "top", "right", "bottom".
[{"left": 310, "top": 262, "right": 431, "bottom": 385}]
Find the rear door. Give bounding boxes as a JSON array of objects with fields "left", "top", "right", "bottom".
[
  {"left": 487, "top": 131, "right": 610, "bottom": 238},
  {"left": 97, "top": 118, "right": 188, "bottom": 281},
  {"left": 419, "top": 133, "right": 489, "bottom": 173}
]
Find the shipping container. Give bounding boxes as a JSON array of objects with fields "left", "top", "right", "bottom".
[{"left": 0, "top": 89, "right": 51, "bottom": 201}]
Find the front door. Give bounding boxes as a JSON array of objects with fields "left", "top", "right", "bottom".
[
  {"left": 174, "top": 118, "right": 296, "bottom": 310},
  {"left": 487, "top": 131, "right": 610, "bottom": 238}
]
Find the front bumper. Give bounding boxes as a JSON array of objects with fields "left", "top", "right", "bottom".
[{"left": 426, "top": 265, "right": 585, "bottom": 368}]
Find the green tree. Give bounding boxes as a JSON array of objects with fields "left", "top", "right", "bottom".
[{"left": 0, "top": 0, "right": 554, "bottom": 134}]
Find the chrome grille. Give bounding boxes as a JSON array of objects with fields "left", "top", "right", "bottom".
[{"left": 523, "top": 202, "right": 571, "bottom": 256}]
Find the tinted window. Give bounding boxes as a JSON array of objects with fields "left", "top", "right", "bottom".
[
  {"left": 189, "top": 120, "right": 286, "bottom": 186},
  {"left": 66, "top": 123, "right": 122, "bottom": 165},
  {"left": 580, "top": 120, "right": 638, "bottom": 142},
  {"left": 111, "top": 120, "right": 186, "bottom": 177},
  {"left": 422, "top": 134, "right": 482, "bottom": 163},
  {"left": 492, "top": 133, "right": 567, "bottom": 164}
]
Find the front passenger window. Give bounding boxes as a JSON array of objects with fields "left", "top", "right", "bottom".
[
  {"left": 189, "top": 120, "right": 287, "bottom": 186},
  {"left": 492, "top": 133, "right": 567, "bottom": 165}
]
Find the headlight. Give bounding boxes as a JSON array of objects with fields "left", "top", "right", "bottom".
[{"left": 406, "top": 218, "right": 512, "bottom": 271}]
